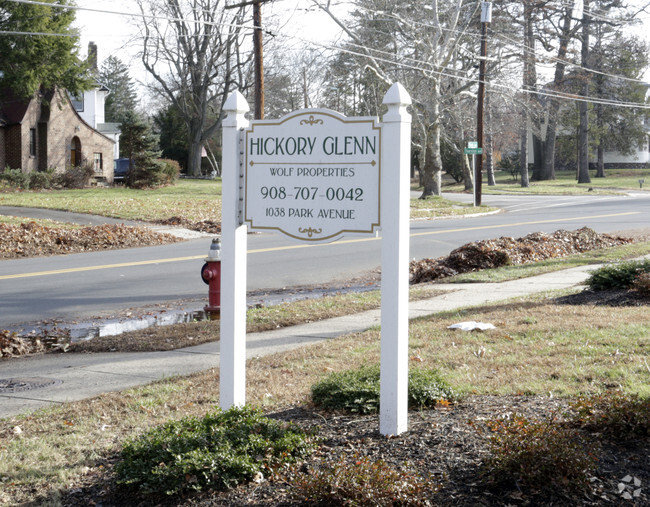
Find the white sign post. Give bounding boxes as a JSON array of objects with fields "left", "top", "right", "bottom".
[
  {"left": 220, "top": 83, "right": 412, "bottom": 435},
  {"left": 380, "top": 83, "right": 412, "bottom": 436},
  {"left": 220, "top": 91, "right": 249, "bottom": 409}
]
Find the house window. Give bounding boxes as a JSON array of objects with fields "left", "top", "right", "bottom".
[
  {"left": 29, "top": 128, "right": 36, "bottom": 157},
  {"left": 93, "top": 153, "right": 103, "bottom": 173}
]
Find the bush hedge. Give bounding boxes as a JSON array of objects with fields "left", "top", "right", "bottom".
[
  {"left": 116, "top": 406, "right": 314, "bottom": 496},
  {"left": 311, "top": 364, "right": 458, "bottom": 414}
]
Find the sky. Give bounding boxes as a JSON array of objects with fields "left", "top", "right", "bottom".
[
  {"left": 73, "top": 1, "right": 351, "bottom": 72},
  {"left": 72, "top": 0, "right": 650, "bottom": 97}
]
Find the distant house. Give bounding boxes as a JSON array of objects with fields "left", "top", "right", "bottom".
[
  {"left": 70, "top": 42, "right": 121, "bottom": 161},
  {"left": 0, "top": 86, "right": 116, "bottom": 182},
  {"left": 531, "top": 82, "right": 650, "bottom": 170}
]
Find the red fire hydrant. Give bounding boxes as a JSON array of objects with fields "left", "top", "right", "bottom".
[{"left": 201, "top": 237, "right": 221, "bottom": 320}]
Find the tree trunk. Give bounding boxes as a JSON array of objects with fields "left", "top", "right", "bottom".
[
  {"left": 188, "top": 140, "right": 203, "bottom": 176},
  {"left": 419, "top": 86, "right": 443, "bottom": 198},
  {"left": 595, "top": 103, "right": 605, "bottom": 177},
  {"left": 520, "top": 0, "right": 534, "bottom": 188},
  {"left": 420, "top": 131, "right": 442, "bottom": 198},
  {"left": 462, "top": 153, "right": 473, "bottom": 191},
  {"left": 596, "top": 143, "right": 605, "bottom": 177},
  {"left": 520, "top": 113, "right": 530, "bottom": 188},
  {"left": 485, "top": 92, "right": 495, "bottom": 186},
  {"left": 539, "top": 4, "right": 574, "bottom": 181},
  {"left": 577, "top": 0, "right": 592, "bottom": 184}
]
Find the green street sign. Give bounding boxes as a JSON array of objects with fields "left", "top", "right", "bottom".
[{"left": 464, "top": 147, "right": 483, "bottom": 155}]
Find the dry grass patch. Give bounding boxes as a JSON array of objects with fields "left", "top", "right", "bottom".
[
  {"left": 409, "top": 300, "right": 650, "bottom": 397},
  {"left": 69, "top": 286, "right": 444, "bottom": 353}
]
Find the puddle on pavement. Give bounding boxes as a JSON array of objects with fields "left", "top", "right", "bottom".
[{"left": 13, "top": 283, "right": 379, "bottom": 343}]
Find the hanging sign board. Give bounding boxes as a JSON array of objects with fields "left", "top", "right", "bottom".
[{"left": 243, "top": 109, "right": 381, "bottom": 243}]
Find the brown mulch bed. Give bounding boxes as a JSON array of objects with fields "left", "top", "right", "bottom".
[
  {"left": 56, "top": 397, "right": 649, "bottom": 506},
  {"left": 0, "top": 221, "right": 181, "bottom": 259},
  {"left": 410, "top": 227, "right": 634, "bottom": 283}
]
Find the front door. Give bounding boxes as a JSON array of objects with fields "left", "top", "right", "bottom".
[{"left": 70, "top": 136, "right": 82, "bottom": 167}]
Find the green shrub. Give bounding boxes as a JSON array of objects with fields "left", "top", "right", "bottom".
[
  {"left": 28, "top": 169, "right": 55, "bottom": 190},
  {"left": 293, "top": 455, "right": 435, "bottom": 506},
  {"left": 498, "top": 151, "right": 521, "bottom": 181},
  {"left": 54, "top": 164, "right": 95, "bottom": 189},
  {"left": 125, "top": 159, "right": 179, "bottom": 188},
  {"left": 569, "top": 391, "right": 650, "bottom": 440},
  {"left": 0, "top": 167, "right": 30, "bottom": 189},
  {"left": 586, "top": 260, "right": 650, "bottom": 291},
  {"left": 116, "top": 406, "right": 314, "bottom": 496},
  {"left": 482, "top": 413, "right": 598, "bottom": 495},
  {"left": 158, "top": 158, "right": 181, "bottom": 184},
  {"left": 311, "top": 365, "right": 457, "bottom": 414}
]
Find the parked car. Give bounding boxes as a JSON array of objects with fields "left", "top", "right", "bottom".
[{"left": 113, "top": 158, "right": 131, "bottom": 182}]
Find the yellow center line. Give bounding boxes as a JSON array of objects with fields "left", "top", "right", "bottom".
[{"left": 0, "top": 211, "right": 640, "bottom": 280}]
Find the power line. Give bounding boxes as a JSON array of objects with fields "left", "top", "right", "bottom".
[
  {"left": 352, "top": 2, "right": 650, "bottom": 86},
  {"left": 3, "top": 0, "right": 649, "bottom": 109}
]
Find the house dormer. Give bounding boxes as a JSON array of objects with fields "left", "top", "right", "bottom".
[{"left": 68, "top": 42, "right": 120, "bottom": 160}]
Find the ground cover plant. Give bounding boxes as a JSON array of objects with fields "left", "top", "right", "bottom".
[
  {"left": 481, "top": 412, "right": 599, "bottom": 496},
  {"left": 311, "top": 364, "right": 457, "bottom": 414},
  {"left": 116, "top": 406, "right": 314, "bottom": 496},
  {"left": 586, "top": 259, "right": 650, "bottom": 290},
  {"left": 292, "top": 454, "right": 437, "bottom": 505}
]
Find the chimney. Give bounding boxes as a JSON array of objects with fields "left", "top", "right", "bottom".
[{"left": 88, "top": 42, "right": 98, "bottom": 72}]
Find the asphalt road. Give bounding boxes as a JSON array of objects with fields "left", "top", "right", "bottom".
[{"left": 1, "top": 192, "right": 648, "bottom": 329}]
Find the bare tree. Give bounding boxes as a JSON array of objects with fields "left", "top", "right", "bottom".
[
  {"left": 313, "top": 0, "right": 480, "bottom": 198},
  {"left": 577, "top": 0, "right": 592, "bottom": 184},
  {"left": 136, "top": 0, "right": 252, "bottom": 175}
]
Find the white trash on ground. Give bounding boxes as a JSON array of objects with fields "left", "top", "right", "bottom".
[{"left": 447, "top": 321, "right": 496, "bottom": 331}]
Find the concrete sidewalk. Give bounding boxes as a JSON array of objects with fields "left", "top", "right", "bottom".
[{"left": 0, "top": 264, "right": 596, "bottom": 420}]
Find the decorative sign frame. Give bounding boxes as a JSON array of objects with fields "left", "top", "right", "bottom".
[{"left": 243, "top": 109, "right": 381, "bottom": 243}]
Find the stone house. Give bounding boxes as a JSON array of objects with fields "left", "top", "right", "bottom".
[{"left": 0, "top": 86, "right": 116, "bottom": 182}]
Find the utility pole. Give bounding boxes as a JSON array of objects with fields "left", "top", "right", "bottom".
[
  {"left": 253, "top": 0, "right": 264, "bottom": 119},
  {"left": 226, "top": 0, "right": 270, "bottom": 119},
  {"left": 476, "top": 2, "right": 492, "bottom": 206}
]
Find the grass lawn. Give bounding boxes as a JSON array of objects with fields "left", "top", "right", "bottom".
[
  {"left": 0, "top": 178, "right": 494, "bottom": 223},
  {"left": 432, "top": 167, "right": 650, "bottom": 195},
  {"left": 0, "top": 179, "right": 224, "bottom": 223},
  {"left": 1, "top": 281, "right": 648, "bottom": 504},
  {"left": 1, "top": 170, "right": 648, "bottom": 504}
]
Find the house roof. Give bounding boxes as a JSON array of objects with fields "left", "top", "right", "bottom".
[
  {"left": 97, "top": 122, "right": 121, "bottom": 135},
  {"left": 0, "top": 88, "right": 31, "bottom": 126}
]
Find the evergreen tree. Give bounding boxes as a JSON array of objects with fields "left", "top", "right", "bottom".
[
  {"left": 98, "top": 56, "right": 139, "bottom": 123},
  {"left": 591, "top": 34, "right": 649, "bottom": 177},
  {"left": 119, "top": 111, "right": 165, "bottom": 187},
  {"left": 153, "top": 103, "right": 189, "bottom": 172},
  {"left": 0, "top": 0, "right": 92, "bottom": 100}
]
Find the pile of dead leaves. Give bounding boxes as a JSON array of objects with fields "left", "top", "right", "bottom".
[
  {"left": 154, "top": 216, "right": 221, "bottom": 234},
  {"left": 410, "top": 227, "right": 634, "bottom": 284},
  {"left": 0, "top": 222, "right": 181, "bottom": 259},
  {"left": 0, "top": 330, "right": 37, "bottom": 357},
  {"left": 0, "top": 327, "right": 71, "bottom": 358}
]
